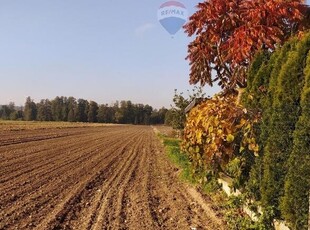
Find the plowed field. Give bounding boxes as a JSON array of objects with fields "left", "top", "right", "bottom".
[{"left": 0, "top": 124, "right": 224, "bottom": 230}]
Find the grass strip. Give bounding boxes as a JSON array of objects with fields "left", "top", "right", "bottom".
[{"left": 157, "top": 133, "right": 195, "bottom": 184}]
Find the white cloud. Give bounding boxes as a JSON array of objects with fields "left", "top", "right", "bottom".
[{"left": 134, "top": 23, "right": 155, "bottom": 36}]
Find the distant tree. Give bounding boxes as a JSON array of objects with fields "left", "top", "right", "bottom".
[
  {"left": 60, "top": 97, "right": 69, "bottom": 121},
  {"left": 113, "top": 101, "right": 136, "bottom": 124},
  {"left": 24, "top": 97, "right": 37, "bottom": 121},
  {"left": 0, "top": 103, "right": 23, "bottom": 120},
  {"left": 0, "top": 103, "right": 17, "bottom": 120},
  {"left": 9, "top": 111, "right": 18, "bottom": 120},
  {"left": 164, "top": 109, "right": 174, "bottom": 126},
  {"left": 0, "top": 105, "right": 10, "bottom": 120},
  {"left": 14, "top": 109, "right": 23, "bottom": 120},
  {"left": 133, "top": 104, "right": 145, "bottom": 124},
  {"left": 67, "top": 97, "right": 77, "bottom": 122},
  {"left": 169, "top": 87, "right": 205, "bottom": 130},
  {"left": 88, "top": 101, "right": 99, "bottom": 123},
  {"left": 36, "top": 100, "right": 44, "bottom": 121},
  {"left": 97, "top": 104, "right": 115, "bottom": 123},
  {"left": 125, "top": 101, "right": 134, "bottom": 124},
  {"left": 114, "top": 111, "right": 123, "bottom": 124},
  {"left": 157, "top": 107, "right": 168, "bottom": 124},
  {"left": 37, "top": 99, "right": 53, "bottom": 121},
  {"left": 143, "top": 104, "right": 153, "bottom": 125},
  {"left": 119, "top": 101, "right": 128, "bottom": 124},
  {"left": 169, "top": 90, "right": 188, "bottom": 130},
  {"left": 51, "top": 96, "right": 64, "bottom": 121},
  {"left": 150, "top": 108, "right": 168, "bottom": 124},
  {"left": 119, "top": 101, "right": 135, "bottom": 124},
  {"left": 75, "top": 99, "right": 89, "bottom": 122},
  {"left": 8, "top": 102, "right": 16, "bottom": 114},
  {"left": 150, "top": 109, "right": 160, "bottom": 124}
]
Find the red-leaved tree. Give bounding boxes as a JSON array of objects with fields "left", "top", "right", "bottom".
[{"left": 184, "top": 0, "right": 309, "bottom": 91}]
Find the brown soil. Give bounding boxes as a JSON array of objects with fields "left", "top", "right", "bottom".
[{"left": 0, "top": 125, "right": 225, "bottom": 230}]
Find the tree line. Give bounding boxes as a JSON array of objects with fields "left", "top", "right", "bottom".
[{"left": 0, "top": 96, "right": 169, "bottom": 125}]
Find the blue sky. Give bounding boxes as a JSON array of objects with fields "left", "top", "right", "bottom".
[{"left": 0, "top": 0, "right": 220, "bottom": 108}]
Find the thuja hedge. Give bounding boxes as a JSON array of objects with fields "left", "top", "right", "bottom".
[
  {"left": 243, "top": 32, "right": 310, "bottom": 229},
  {"left": 244, "top": 40, "right": 299, "bottom": 204},
  {"left": 281, "top": 49, "right": 310, "bottom": 230}
]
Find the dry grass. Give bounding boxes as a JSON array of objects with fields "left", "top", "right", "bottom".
[{"left": 0, "top": 120, "right": 116, "bottom": 131}]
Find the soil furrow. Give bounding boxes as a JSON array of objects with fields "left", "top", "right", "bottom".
[
  {"left": 0, "top": 125, "right": 225, "bottom": 230},
  {"left": 90, "top": 134, "right": 144, "bottom": 230},
  {"left": 35, "top": 130, "right": 142, "bottom": 230}
]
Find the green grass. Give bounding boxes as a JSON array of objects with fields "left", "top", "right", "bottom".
[{"left": 158, "top": 134, "right": 195, "bottom": 183}]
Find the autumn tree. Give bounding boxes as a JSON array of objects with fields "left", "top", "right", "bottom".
[{"left": 184, "top": 0, "right": 309, "bottom": 91}]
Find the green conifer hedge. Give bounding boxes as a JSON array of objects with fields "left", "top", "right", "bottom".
[
  {"left": 243, "top": 32, "right": 310, "bottom": 229},
  {"left": 281, "top": 50, "right": 310, "bottom": 230}
]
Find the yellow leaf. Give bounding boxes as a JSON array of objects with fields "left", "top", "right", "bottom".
[
  {"left": 195, "top": 146, "right": 200, "bottom": 153},
  {"left": 239, "top": 146, "right": 245, "bottom": 153},
  {"left": 196, "top": 131, "right": 202, "bottom": 144},
  {"left": 227, "top": 134, "right": 235, "bottom": 143}
]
